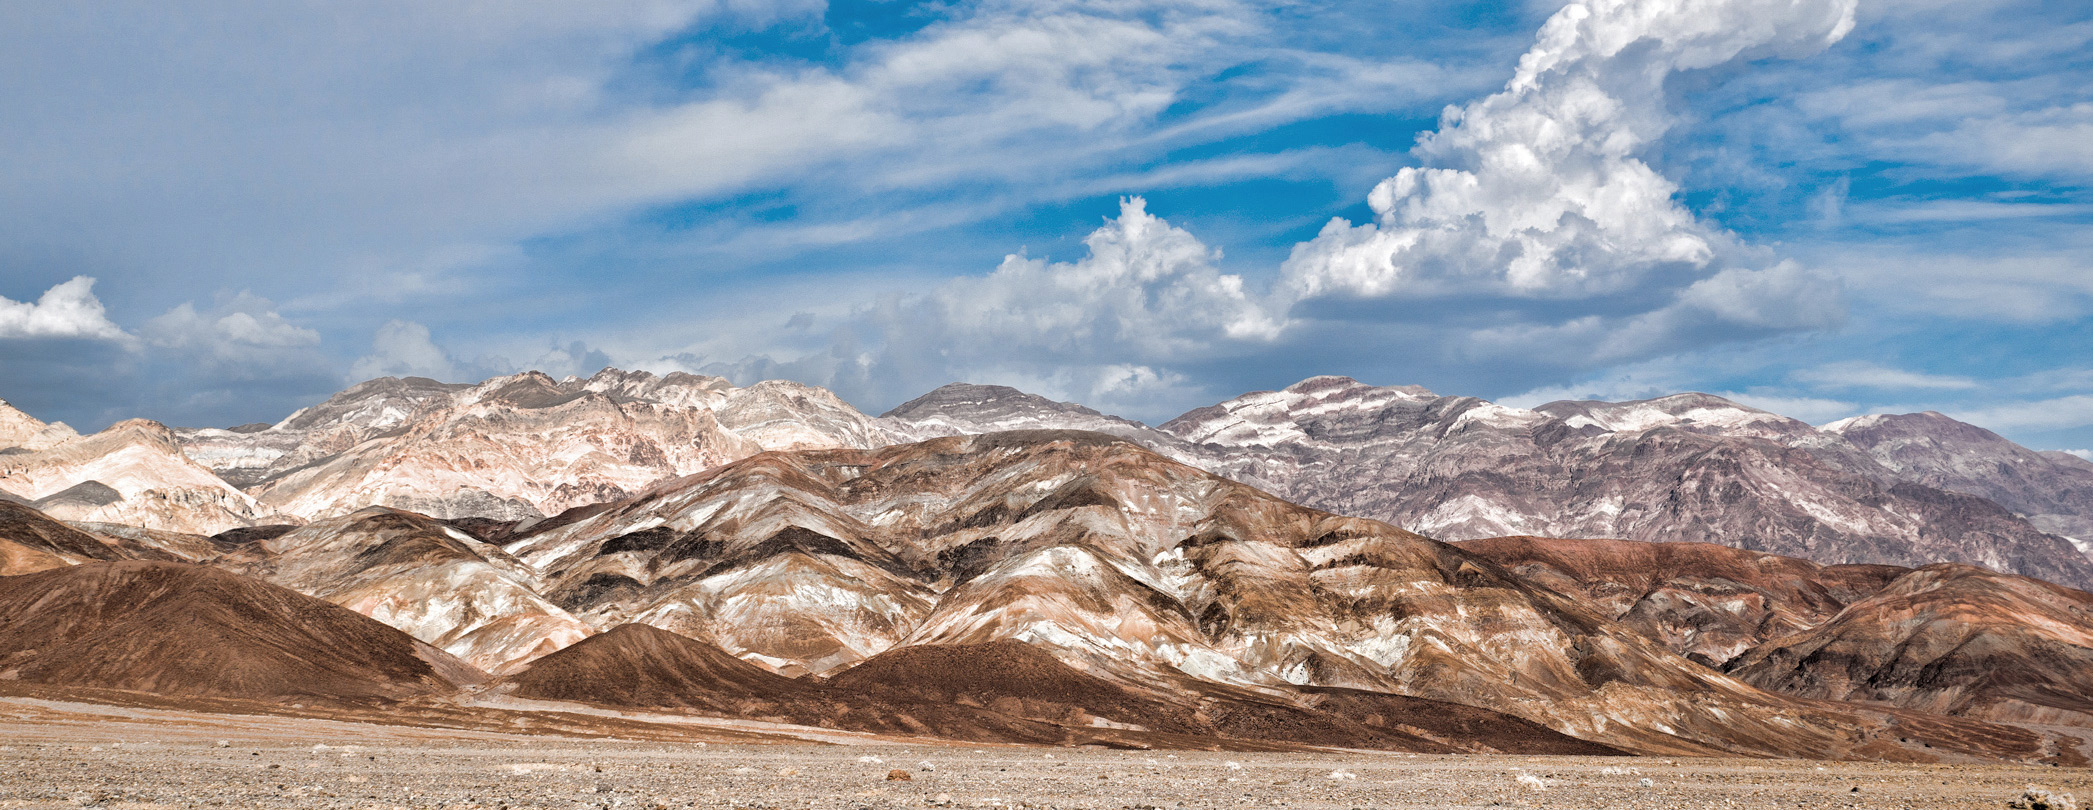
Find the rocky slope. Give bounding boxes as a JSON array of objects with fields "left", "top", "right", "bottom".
[
  {"left": 0, "top": 399, "right": 77, "bottom": 451},
  {"left": 499, "top": 625, "right": 1615, "bottom": 753},
  {"left": 884, "top": 377, "right": 2093, "bottom": 589},
  {"left": 1728, "top": 563, "right": 2093, "bottom": 728},
  {"left": 220, "top": 507, "right": 596, "bottom": 673},
  {"left": 0, "top": 560, "right": 483, "bottom": 702},
  {"left": 1456, "top": 536, "right": 1908, "bottom": 667},
  {"left": 499, "top": 429, "right": 2007, "bottom": 759},
  {"left": 0, "top": 499, "right": 129, "bottom": 575},
  {"left": 1827, "top": 411, "right": 2093, "bottom": 549},
  {"left": 0, "top": 418, "right": 286, "bottom": 535},
  {"left": 176, "top": 369, "right": 888, "bottom": 522},
  {"left": 1458, "top": 536, "right": 2093, "bottom": 731}
]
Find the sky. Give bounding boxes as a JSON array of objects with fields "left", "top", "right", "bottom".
[{"left": 1, "top": 0, "right": 2089, "bottom": 455}]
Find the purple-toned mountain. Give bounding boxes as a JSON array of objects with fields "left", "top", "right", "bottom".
[
  {"left": 882, "top": 377, "right": 2093, "bottom": 588},
  {"left": 1826, "top": 411, "right": 2093, "bottom": 551}
]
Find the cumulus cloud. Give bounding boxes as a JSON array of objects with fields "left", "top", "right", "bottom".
[
  {"left": 0, "top": 277, "right": 133, "bottom": 344},
  {"left": 684, "top": 197, "right": 1279, "bottom": 414},
  {"left": 1278, "top": 0, "right": 1855, "bottom": 321},
  {"left": 350, "top": 320, "right": 464, "bottom": 381},
  {"left": 929, "top": 197, "right": 1281, "bottom": 353},
  {"left": 676, "top": 0, "right": 1871, "bottom": 417},
  {"left": 142, "top": 293, "right": 323, "bottom": 377},
  {"left": 522, "top": 340, "right": 614, "bottom": 380}
]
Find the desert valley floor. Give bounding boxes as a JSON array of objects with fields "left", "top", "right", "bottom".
[{"left": 1, "top": 693, "right": 2088, "bottom": 810}]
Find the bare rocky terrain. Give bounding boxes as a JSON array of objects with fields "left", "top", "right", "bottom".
[
  {"left": 0, "top": 695, "right": 2087, "bottom": 810},
  {"left": 7, "top": 371, "right": 2093, "bottom": 787}
]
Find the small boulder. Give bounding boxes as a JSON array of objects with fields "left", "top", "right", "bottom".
[
  {"left": 887, "top": 769, "right": 913, "bottom": 782},
  {"left": 2011, "top": 787, "right": 2079, "bottom": 810}
]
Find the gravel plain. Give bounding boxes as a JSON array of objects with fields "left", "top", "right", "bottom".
[{"left": 2, "top": 695, "right": 2089, "bottom": 810}]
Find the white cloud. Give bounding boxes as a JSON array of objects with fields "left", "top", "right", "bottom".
[
  {"left": 676, "top": 0, "right": 1871, "bottom": 416},
  {"left": 349, "top": 320, "right": 463, "bottom": 381},
  {"left": 1790, "top": 361, "right": 1979, "bottom": 391},
  {"left": 1948, "top": 395, "right": 2093, "bottom": 433},
  {"left": 1852, "top": 199, "right": 2093, "bottom": 225},
  {"left": 522, "top": 341, "right": 614, "bottom": 380},
  {"left": 1803, "top": 231, "right": 2093, "bottom": 323},
  {"left": 677, "top": 197, "right": 1283, "bottom": 411},
  {"left": 0, "top": 276, "right": 133, "bottom": 344},
  {"left": 1279, "top": 0, "right": 1857, "bottom": 303},
  {"left": 142, "top": 293, "right": 322, "bottom": 375},
  {"left": 2060, "top": 449, "right": 2093, "bottom": 463},
  {"left": 930, "top": 196, "right": 1282, "bottom": 353}
]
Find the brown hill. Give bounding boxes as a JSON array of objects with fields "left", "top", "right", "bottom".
[
  {"left": 505, "top": 627, "right": 1613, "bottom": 753},
  {"left": 1728, "top": 563, "right": 2093, "bottom": 727},
  {"left": 827, "top": 640, "right": 1211, "bottom": 736},
  {"left": 0, "top": 560, "right": 485, "bottom": 703},
  {"left": 0, "top": 499, "right": 121, "bottom": 575},
  {"left": 498, "top": 624, "right": 1096, "bottom": 746},
  {"left": 500, "top": 623, "right": 817, "bottom": 714},
  {"left": 1459, "top": 536, "right": 1908, "bottom": 666}
]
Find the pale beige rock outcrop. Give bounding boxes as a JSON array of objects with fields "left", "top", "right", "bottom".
[{"left": 0, "top": 416, "right": 288, "bottom": 535}]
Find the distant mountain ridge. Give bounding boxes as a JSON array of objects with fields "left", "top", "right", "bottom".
[
  {"left": 887, "top": 376, "right": 2093, "bottom": 589},
  {"left": 173, "top": 368, "right": 884, "bottom": 522},
  {"left": 3, "top": 368, "right": 2088, "bottom": 589}
]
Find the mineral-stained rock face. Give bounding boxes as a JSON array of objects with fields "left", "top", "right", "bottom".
[
  {"left": 1728, "top": 563, "right": 2093, "bottom": 728},
  {"left": 1466, "top": 535, "right": 2093, "bottom": 731},
  {"left": 1456, "top": 536, "right": 1908, "bottom": 668},
  {"left": 1826, "top": 411, "right": 2093, "bottom": 550},
  {"left": 0, "top": 418, "right": 287, "bottom": 535},
  {"left": 876, "top": 377, "right": 2093, "bottom": 588},
  {"left": 0, "top": 560, "right": 483, "bottom": 702},
  {"left": 503, "top": 429, "right": 1968, "bottom": 758},
  {"left": 176, "top": 369, "right": 893, "bottom": 522},
  {"left": 222, "top": 507, "right": 596, "bottom": 673}
]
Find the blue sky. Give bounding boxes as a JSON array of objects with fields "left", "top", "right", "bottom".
[{"left": 1, "top": 0, "right": 2089, "bottom": 455}]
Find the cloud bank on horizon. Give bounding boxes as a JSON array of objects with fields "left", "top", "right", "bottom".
[{"left": 2, "top": 0, "right": 2090, "bottom": 450}]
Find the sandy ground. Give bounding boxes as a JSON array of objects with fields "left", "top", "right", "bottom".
[{"left": 1, "top": 695, "right": 2089, "bottom": 810}]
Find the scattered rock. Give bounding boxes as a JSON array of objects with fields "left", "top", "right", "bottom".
[
  {"left": 2012, "top": 787, "right": 2079, "bottom": 810},
  {"left": 888, "top": 769, "right": 913, "bottom": 782},
  {"left": 1515, "top": 772, "right": 1546, "bottom": 791}
]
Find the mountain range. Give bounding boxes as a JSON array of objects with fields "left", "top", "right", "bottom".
[{"left": 3, "top": 369, "right": 2092, "bottom": 761}]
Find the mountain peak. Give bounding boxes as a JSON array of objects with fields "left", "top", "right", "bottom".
[
  {"left": 0, "top": 399, "right": 77, "bottom": 451},
  {"left": 1280, "top": 375, "right": 1436, "bottom": 399},
  {"left": 1534, "top": 392, "right": 1803, "bottom": 438},
  {"left": 883, "top": 382, "right": 1103, "bottom": 420}
]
